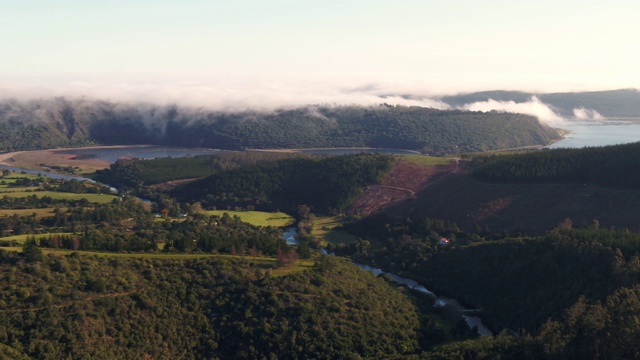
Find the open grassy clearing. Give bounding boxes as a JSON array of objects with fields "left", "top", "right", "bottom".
[
  {"left": 0, "top": 173, "right": 40, "bottom": 181},
  {"left": 201, "top": 210, "right": 295, "bottom": 227},
  {"left": 312, "top": 215, "right": 357, "bottom": 245},
  {"left": 398, "top": 154, "right": 455, "bottom": 166},
  {"left": 0, "top": 232, "right": 74, "bottom": 244},
  {"left": 0, "top": 246, "right": 314, "bottom": 276},
  {"left": 0, "top": 191, "right": 118, "bottom": 203},
  {"left": 0, "top": 186, "right": 40, "bottom": 193},
  {"left": 0, "top": 208, "right": 61, "bottom": 220}
]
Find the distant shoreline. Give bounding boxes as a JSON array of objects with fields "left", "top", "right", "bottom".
[{"left": 247, "top": 147, "right": 423, "bottom": 154}]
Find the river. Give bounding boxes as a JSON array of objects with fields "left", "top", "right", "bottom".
[
  {"left": 355, "top": 263, "right": 493, "bottom": 337},
  {"left": 284, "top": 228, "right": 493, "bottom": 337}
]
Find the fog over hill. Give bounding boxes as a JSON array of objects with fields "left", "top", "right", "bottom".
[
  {"left": 0, "top": 96, "right": 560, "bottom": 154},
  {"left": 440, "top": 88, "right": 640, "bottom": 119},
  {"left": 2, "top": 78, "right": 637, "bottom": 125}
]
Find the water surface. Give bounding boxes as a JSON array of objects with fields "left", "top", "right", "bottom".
[{"left": 550, "top": 119, "right": 640, "bottom": 148}]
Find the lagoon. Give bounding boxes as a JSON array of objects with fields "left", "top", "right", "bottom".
[{"left": 549, "top": 118, "right": 640, "bottom": 149}]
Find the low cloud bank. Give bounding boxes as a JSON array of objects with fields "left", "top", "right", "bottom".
[
  {"left": 458, "top": 96, "right": 567, "bottom": 125},
  {"left": 572, "top": 107, "right": 604, "bottom": 120},
  {"left": 0, "top": 76, "right": 608, "bottom": 124},
  {"left": 0, "top": 77, "right": 450, "bottom": 111}
]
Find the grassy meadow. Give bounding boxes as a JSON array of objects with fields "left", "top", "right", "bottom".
[
  {"left": 0, "top": 208, "right": 60, "bottom": 220},
  {"left": 0, "top": 172, "right": 118, "bottom": 203},
  {"left": 201, "top": 210, "right": 295, "bottom": 227},
  {"left": 399, "top": 154, "right": 456, "bottom": 166},
  {"left": 0, "top": 232, "right": 74, "bottom": 245},
  {"left": 0, "top": 191, "right": 118, "bottom": 203},
  {"left": 311, "top": 215, "right": 357, "bottom": 245}
]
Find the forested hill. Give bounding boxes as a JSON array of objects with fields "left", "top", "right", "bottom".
[
  {"left": 0, "top": 97, "right": 559, "bottom": 154},
  {"left": 173, "top": 153, "right": 394, "bottom": 213},
  {"left": 472, "top": 141, "right": 640, "bottom": 188},
  {"left": 0, "top": 253, "right": 423, "bottom": 359}
]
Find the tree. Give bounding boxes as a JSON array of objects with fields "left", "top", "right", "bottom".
[{"left": 22, "top": 239, "right": 43, "bottom": 262}]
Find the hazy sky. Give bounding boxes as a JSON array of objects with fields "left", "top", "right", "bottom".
[{"left": 1, "top": 0, "right": 639, "bottom": 103}]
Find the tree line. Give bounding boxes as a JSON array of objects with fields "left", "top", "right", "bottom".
[{"left": 472, "top": 141, "right": 640, "bottom": 188}]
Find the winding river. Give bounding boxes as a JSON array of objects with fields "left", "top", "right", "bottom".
[
  {"left": 354, "top": 263, "right": 492, "bottom": 337},
  {"left": 285, "top": 228, "right": 493, "bottom": 337}
]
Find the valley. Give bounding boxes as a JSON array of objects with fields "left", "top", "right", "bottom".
[{"left": 0, "top": 97, "right": 639, "bottom": 358}]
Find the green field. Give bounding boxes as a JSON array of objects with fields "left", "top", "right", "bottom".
[
  {"left": 0, "top": 208, "right": 61, "bottom": 220},
  {"left": 201, "top": 210, "right": 295, "bottom": 227},
  {"left": 0, "top": 232, "right": 74, "bottom": 244},
  {"left": 311, "top": 215, "right": 357, "bottom": 245},
  {"left": 0, "top": 173, "right": 118, "bottom": 203},
  {"left": 398, "top": 154, "right": 455, "bottom": 166},
  {"left": 0, "top": 190, "right": 118, "bottom": 203},
  {"left": 0, "top": 173, "right": 40, "bottom": 181}
]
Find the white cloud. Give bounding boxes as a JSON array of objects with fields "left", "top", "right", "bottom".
[
  {"left": 0, "top": 75, "right": 451, "bottom": 111},
  {"left": 572, "top": 107, "right": 604, "bottom": 120},
  {"left": 459, "top": 96, "right": 565, "bottom": 124}
]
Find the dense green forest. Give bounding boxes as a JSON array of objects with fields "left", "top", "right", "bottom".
[
  {"left": 472, "top": 141, "right": 640, "bottom": 187},
  {"left": 172, "top": 153, "right": 394, "bottom": 213},
  {"left": 0, "top": 98, "right": 559, "bottom": 153},
  {"left": 342, "top": 213, "right": 640, "bottom": 358},
  {"left": 0, "top": 252, "right": 430, "bottom": 359},
  {"left": 93, "top": 151, "right": 316, "bottom": 187}
]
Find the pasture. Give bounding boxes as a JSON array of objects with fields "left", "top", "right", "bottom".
[
  {"left": 0, "top": 208, "right": 60, "bottom": 220},
  {"left": 201, "top": 210, "right": 295, "bottom": 227},
  {"left": 0, "top": 232, "right": 74, "bottom": 245},
  {"left": 0, "top": 191, "right": 118, "bottom": 203},
  {"left": 398, "top": 154, "right": 456, "bottom": 166},
  {"left": 311, "top": 215, "right": 357, "bottom": 245}
]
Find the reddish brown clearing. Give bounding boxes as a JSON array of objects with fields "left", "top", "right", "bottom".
[{"left": 350, "top": 159, "right": 457, "bottom": 216}]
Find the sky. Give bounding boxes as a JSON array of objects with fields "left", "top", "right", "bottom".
[{"left": 1, "top": 0, "right": 639, "bottom": 108}]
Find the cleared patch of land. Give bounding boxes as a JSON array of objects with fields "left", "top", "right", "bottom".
[
  {"left": 0, "top": 146, "right": 117, "bottom": 175},
  {"left": 398, "top": 154, "right": 455, "bottom": 166},
  {"left": 0, "top": 191, "right": 118, "bottom": 203},
  {"left": 0, "top": 232, "right": 73, "bottom": 244},
  {"left": 0, "top": 208, "right": 61, "bottom": 220},
  {"left": 350, "top": 157, "right": 458, "bottom": 215},
  {"left": 311, "top": 215, "right": 357, "bottom": 245},
  {"left": 201, "top": 210, "right": 295, "bottom": 227}
]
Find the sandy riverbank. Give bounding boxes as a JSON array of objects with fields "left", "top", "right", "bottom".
[{"left": 0, "top": 145, "right": 144, "bottom": 173}]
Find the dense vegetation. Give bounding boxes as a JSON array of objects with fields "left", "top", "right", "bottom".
[
  {"left": 0, "top": 252, "right": 427, "bottom": 359},
  {"left": 0, "top": 98, "right": 559, "bottom": 154},
  {"left": 347, "top": 213, "right": 640, "bottom": 332},
  {"left": 173, "top": 153, "right": 394, "bottom": 213},
  {"left": 93, "top": 151, "right": 316, "bottom": 187},
  {"left": 473, "top": 141, "right": 640, "bottom": 188}
]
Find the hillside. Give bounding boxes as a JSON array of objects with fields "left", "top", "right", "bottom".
[
  {"left": 441, "top": 88, "right": 640, "bottom": 118},
  {"left": 173, "top": 153, "right": 394, "bottom": 213},
  {"left": 0, "top": 98, "right": 559, "bottom": 154},
  {"left": 472, "top": 141, "right": 640, "bottom": 188},
  {"left": 0, "top": 252, "right": 423, "bottom": 359},
  {"left": 375, "top": 172, "right": 640, "bottom": 236}
]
